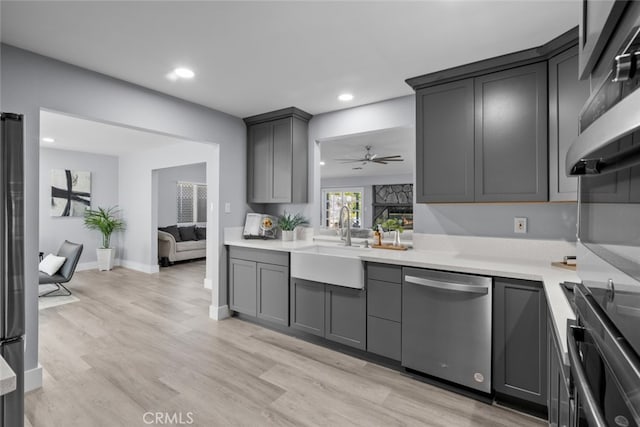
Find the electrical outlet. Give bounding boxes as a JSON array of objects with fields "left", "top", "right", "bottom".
[{"left": 514, "top": 217, "right": 527, "bottom": 234}]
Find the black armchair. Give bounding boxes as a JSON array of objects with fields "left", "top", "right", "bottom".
[{"left": 39, "top": 240, "right": 83, "bottom": 297}]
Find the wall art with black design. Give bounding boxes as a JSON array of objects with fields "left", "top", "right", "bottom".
[{"left": 50, "top": 169, "right": 91, "bottom": 217}]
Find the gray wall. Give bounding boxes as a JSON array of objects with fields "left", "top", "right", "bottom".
[
  {"left": 39, "top": 148, "right": 119, "bottom": 266},
  {"left": 0, "top": 44, "right": 247, "bottom": 381},
  {"left": 157, "top": 162, "right": 206, "bottom": 227}
]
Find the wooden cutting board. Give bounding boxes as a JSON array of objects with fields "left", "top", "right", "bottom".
[
  {"left": 551, "top": 261, "right": 576, "bottom": 271},
  {"left": 372, "top": 244, "right": 409, "bottom": 251}
]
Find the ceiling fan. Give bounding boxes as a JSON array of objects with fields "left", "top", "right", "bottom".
[{"left": 334, "top": 145, "right": 404, "bottom": 166}]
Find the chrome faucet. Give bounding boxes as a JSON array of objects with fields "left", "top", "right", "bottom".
[{"left": 339, "top": 205, "right": 352, "bottom": 246}]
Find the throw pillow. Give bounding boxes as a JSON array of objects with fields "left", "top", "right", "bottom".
[
  {"left": 161, "top": 225, "right": 182, "bottom": 242},
  {"left": 179, "top": 225, "right": 197, "bottom": 241},
  {"left": 39, "top": 254, "right": 67, "bottom": 276},
  {"left": 195, "top": 227, "right": 206, "bottom": 240}
]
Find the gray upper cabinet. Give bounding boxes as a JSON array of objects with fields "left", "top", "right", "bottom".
[
  {"left": 493, "top": 278, "right": 548, "bottom": 407},
  {"left": 474, "top": 62, "right": 548, "bottom": 202},
  {"left": 416, "top": 79, "right": 474, "bottom": 202},
  {"left": 244, "top": 107, "right": 312, "bottom": 204},
  {"left": 549, "top": 47, "right": 590, "bottom": 201}
]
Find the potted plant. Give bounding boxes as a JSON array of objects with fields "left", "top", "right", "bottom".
[
  {"left": 83, "top": 206, "right": 125, "bottom": 271},
  {"left": 380, "top": 218, "right": 404, "bottom": 246},
  {"left": 278, "top": 211, "right": 308, "bottom": 241}
]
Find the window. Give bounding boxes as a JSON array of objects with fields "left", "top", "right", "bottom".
[
  {"left": 321, "top": 188, "right": 363, "bottom": 229},
  {"left": 177, "top": 182, "right": 207, "bottom": 223}
]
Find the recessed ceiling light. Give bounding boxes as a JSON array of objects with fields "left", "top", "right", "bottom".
[
  {"left": 320, "top": 161, "right": 326, "bottom": 166},
  {"left": 174, "top": 67, "right": 195, "bottom": 79},
  {"left": 42, "top": 137, "right": 55, "bottom": 143},
  {"left": 338, "top": 93, "right": 354, "bottom": 102}
]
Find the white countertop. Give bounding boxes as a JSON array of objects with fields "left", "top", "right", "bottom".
[
  {"left": 0, "top": 355, "right": 16, "bottom": 397},
  {"left": 225, "top": 230, "right": 578, "bottom": 358}
]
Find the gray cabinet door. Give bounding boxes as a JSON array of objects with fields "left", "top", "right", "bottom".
[
  {"left": 493, "top": 278, "right": 547, "bottom": 406},
  {"left": 367, "top": 279, "right": 401, "bottom": 322},
  {"left": 229, "top": 258, "right": 257, "bottom": 316},
  {"left": 270, "top": 118, "right": 293, "bottom": 203},
  {"left": 247, "top": 122, "right": 272, "bottom": 203},
  {"left": 290, "top": 278, "right": 325, "bottom": 337},
  {"left": 367, "top": 316, "right": 401, "bottom": 360},
  {"left": 549, "top": 47, "right": 590, "bottom": 201},
  {"left": 475, "top": 62, "right": 548, "bottom": 202},
  {"left": 416, "top": 79, "right": 475, "bottom": 202},
  {"left": 325, "top": 285, "right": 366, "bottom": 350},
  {"left": 257, "top": 263, "right": 289, "bottom": 326}
]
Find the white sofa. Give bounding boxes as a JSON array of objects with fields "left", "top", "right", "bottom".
[{"left": 158, "top": 230, "right": 206, "bottom": 263}]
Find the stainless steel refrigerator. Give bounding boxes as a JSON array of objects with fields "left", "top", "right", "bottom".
[{"left": 0, "top": 113, "right": 25, "bottom": 427}]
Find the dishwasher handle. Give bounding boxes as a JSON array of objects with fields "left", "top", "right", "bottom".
[{"left": 404, "top": 275, "right": 489, "bottom": 294}]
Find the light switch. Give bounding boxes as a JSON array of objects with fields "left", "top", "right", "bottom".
[{"left": 224, "top": 202, "right": 231, "bottom": 213}]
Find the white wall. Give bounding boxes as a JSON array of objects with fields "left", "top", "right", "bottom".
[
  {"left": 119, "top": 142, "right": 218, "bottom": 277},
  {"left": 1, "top": 44, "right": 246, "bottom": 390},
  {"left": 156, "top": 163, "right": 206, "bottom": 226},
  {"left": 39, "top": 148, "right": 119, "bottom": 267}
]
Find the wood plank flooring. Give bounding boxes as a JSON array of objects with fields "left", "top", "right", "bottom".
[{"left": 27, "top": 261, "right": 545, "bottom": 427}]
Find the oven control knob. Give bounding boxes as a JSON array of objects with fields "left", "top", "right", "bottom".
[{"left": 613, "top": 52, "right": 638, "bottom": 82}]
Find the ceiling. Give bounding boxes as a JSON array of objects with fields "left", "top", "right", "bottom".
[
  {"left": 320, "top": 127, "right": 414, "bottom": 179},
  {"left": 40, "top": 110, "right": 190, "bottom": 156},
  {"left": 1, "top": 1, "right": 577, "bottom": 118}
]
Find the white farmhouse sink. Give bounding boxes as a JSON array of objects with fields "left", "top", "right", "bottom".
[{"left": 290, "top": 244, "right": 369, "bottom": 289}]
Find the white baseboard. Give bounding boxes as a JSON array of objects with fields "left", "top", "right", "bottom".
[
  {"left": 119, "top": 260, "right": 159, "bottom": 274},
  {"left": 209, "top": 305, "right": 230, "bottom": 321},
  {"left": 76, "top": 258, "right": 123, "bottom": 272},
  {"left": 203, "top": 278, "right": 213, "bottom": 290},
  {"left": 24, "top": 365, "right": 43, "bottom": 392}
]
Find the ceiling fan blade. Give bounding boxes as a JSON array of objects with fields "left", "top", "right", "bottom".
[
  {"left": 373, "top": 158, "right": 403, "bottom": 163},
  {"left": 334, "top": 158, "right": 365, "bottom": 163},
  {"left": 369, "top": 153, "right": 378, "bottom": 160},
  {"left": 376, "top": 155, "right": 403, "bottom": 160}
]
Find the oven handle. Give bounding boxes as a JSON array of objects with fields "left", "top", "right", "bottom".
[
  {"left": 567, "top": 325, "right": 608, "bottom": 427},
  {"left": 404, "top": 275, "right": 488, "bottom": 294}
]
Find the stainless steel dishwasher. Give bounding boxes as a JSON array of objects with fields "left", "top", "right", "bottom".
[{"left": 402, "top": 267, "right": 492, "bottom": 393}]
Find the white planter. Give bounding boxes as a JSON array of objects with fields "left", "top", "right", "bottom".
[
  {"left": 281, "top": 230, "right": 295, "bottom": 241},
  {"left": 96, "top": 248, "right": 115, "bottom": 271}
]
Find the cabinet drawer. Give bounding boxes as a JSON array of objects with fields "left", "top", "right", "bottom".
[
  {"left": 367, "top": 316, "right": 401, "bottom": 361},
  {"left": 367, "top": 263, "right": 401, "bottom": 284},
  {"left": 367, "top": 279, "right": 401, "bottom": 322},
  {"left": 229, "top": 246, "right": 289, "bottom": 266}
]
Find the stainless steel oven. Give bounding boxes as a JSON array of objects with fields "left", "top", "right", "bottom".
[{"left": 567, "top": 4, "right": 640, "bottom": 426}]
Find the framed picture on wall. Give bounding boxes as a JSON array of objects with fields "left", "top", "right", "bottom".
[{"left": 50, "top": 169, "right": 91, "bottom": 217}]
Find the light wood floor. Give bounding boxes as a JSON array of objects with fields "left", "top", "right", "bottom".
[{"left": 27, "top": 261, "right": 545, "bottom": 427}]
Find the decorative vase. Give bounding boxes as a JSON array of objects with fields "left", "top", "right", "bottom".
[
  {"left": 281, "top": 230, "right": 295, "bottom": 241},
  {"left": 393, "top": 230, "right": 402, "bottom": 246},
  {"left": 96, "top": 248, "right": 115, "bottom": 271}
]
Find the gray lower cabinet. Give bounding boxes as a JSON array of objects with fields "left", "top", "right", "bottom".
[
  {"left": 325, "top": 285, "right": 366, "bottom": 350},
  {"left": 474, "top": 62, "right": 548, "bottom": 202},
  {"left": 548, "top": 311, "right": 573, "bottom": 427},
  {"left": 548, "top": 46, "right": 590, "bottom": 201},
  {"left": 291, "top": 278, "right": 366, "bottom": 350},
  {"left": 290, "top": 278, "right": 325, "bottom": 337},
  {"left": 228, "top": 246, "right": 289, "bottom": 325},
  {"left": 257, "top": 263, "right": 289, "bottom": 325},
  {"left": 229, "top": 258, "right": 257, "bottom": 316},
  {"left": 366, "top": 263, "right": 402, "bottom": 360},
  {"left": 493, "top": 278, "right": 548, "bottom": 407}
]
